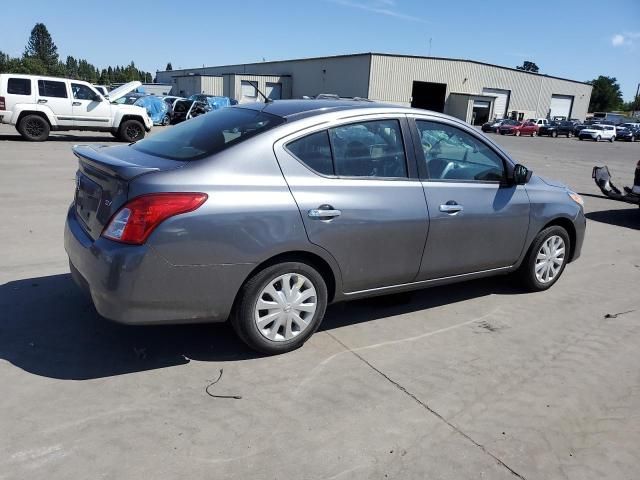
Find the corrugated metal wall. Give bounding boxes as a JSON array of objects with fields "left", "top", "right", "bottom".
[
  {"left": 172, "top": 76, "right": 224, "bottom": 97},
  {"left": 157, "top": 54, "right": 371, "bottom": 99},
  {"left": 369, "top": 55, "right": 592, "bottom": 119}
]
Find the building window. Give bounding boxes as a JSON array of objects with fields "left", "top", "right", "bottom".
[
  {"left": 241, "top": 81, "right": 258, "bottom": 100},
  {"left": 266, "top": 82, "right": 282, "bottom": 100}
]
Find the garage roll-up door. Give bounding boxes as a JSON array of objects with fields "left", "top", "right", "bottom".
[
  {"left": 482, "top": 88, "right": 509, "bottom": 119},
  {"left": 550, "top": 95, "right": 574, "bottom": 120}
]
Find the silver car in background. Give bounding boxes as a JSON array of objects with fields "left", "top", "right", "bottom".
[{"left": 65, "top": 100, "right": 586, "bottom": 354}]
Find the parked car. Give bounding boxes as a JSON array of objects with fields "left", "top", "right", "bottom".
[
  {"left": 528, "top": 118, "right": 549, "bottom": 129},
  {"left": 170, "top": 99, "right": 210, "bottom": 124},
  {"left": 499, "top": 121, "right": 538, "bottom": 136},
  {"left": 615, "top": 123, "right": 639, "bottom": 142},
  {"left": 0, "top": 75, "right": 152, "bottom": 141},
  {"left": 572, "top": 124, "right": 591, "bottom": 137},
  {"left": 538, "top": 121, "right": 576, "bottom": 138},
  {"left": 64, "top": 100, "right": 586, "bottom": 354},
  {"left": 578, "top": 124, "right": 616, "bottom": 142},
  {"left": 93, "top": 85, "right": 110, "bottom": 96},
  {"left": 481, "top": 118, "right": 513, "bottom": 133}
]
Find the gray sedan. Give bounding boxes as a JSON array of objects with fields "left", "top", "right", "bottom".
[{"left": 65, "top": 100, "right": 586, "bottom": 354}]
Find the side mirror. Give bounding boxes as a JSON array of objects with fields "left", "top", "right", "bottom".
[{"left": 513, "top": 164, "right": 532, "bottom": 185}]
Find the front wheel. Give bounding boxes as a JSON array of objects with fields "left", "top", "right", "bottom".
[
  {"left": 532, "top": 131, "right": 537, "bottom": 137},
  {"left": 17, "top": 114, "right": 50, "bottom": 141},
  {"left": 567, "top": 132, "right": 573, "bottom": 138},
  {"left": 609, "top": 136, "right": 615, "bottom": 143},
  {"left": 118, "top": 119, "right": 146, "bottom": 142},
  {"left": 595, "top": 136, "right": 600, "bottom": 142},
  {"left": 231, "top": 262, "right": 328, "bottom": 354},
  {"left": 553, "top": 131, "right": 558, "bottom": 138},
  {"left": 515, "top": 130, "right": 521, "bottom": 137},
  {"left": 162, "top": 115, "right": 171, "bottom": 126},
  {"left": 518, "top": 226, "right": 570, "bottom": 291}
]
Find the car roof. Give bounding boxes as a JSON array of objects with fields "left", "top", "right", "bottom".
[{"left": 236, "top": 99, "right": 409, "bottom": 120}]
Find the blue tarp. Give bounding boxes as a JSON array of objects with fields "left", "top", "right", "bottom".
[
  {"left": 134, "top": 96, "right": 169, "bottom": 125},
  {"left": 206, "top": 96, "right": 231, "bottom": 111}
]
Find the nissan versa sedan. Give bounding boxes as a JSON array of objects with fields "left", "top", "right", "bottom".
[{"left": 65, "top": 100, "right": 586, "bottom": 354}]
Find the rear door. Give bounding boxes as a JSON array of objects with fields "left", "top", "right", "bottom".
[
  {"left": 36, "top": 79, "right": 73, "bottom": 127},
  {"left": 411, "top": 116, "right": 530, "bottom": 280},
  {"left": 274, "top": 115, "right": 429, "bottom": 293},
  {"left": 70, "top": 82, "right": 113, "bottom": 127}
]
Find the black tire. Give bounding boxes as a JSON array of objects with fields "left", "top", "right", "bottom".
[
  {"left": 552, "top": 131, "right": 558, "bottom": 138},
  {"left": 609, "top": 136, "right": 614, "bottom": 143},
  {"left": 231, "top": 262, "right": 328, "bottom": 354},
  {"left": 579, "top": 137, "right": 583, "bottom": 141},
  {"left": 17, "top": 114, "right": 50, "bottom": 141},
  {"left": 162, "top": 115, "right": 171, "bottom": 126},
  {"left": 518, "top": 225, "right": 570, "bottom": 292},
  {"left": 117, "top": 119, "right": 145, "bottom": 142},
  {"left": 567, "top": 132, "right": 573, "bottom": 138},
  {"left": 595, "top": 136, "right": 600, "bottom": 142}
]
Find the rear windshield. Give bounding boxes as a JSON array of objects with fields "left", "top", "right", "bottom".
[{"left": 131, "top": 107, "right": 285, "bottom": 161}]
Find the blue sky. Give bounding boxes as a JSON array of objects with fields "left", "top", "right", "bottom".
[{"left": 4, "top": 0, "right": 640, "bottom": 100}]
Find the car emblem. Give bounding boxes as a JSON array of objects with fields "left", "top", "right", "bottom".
[{"left": 104, "top": 199, "right": 112, "bottom": 206}]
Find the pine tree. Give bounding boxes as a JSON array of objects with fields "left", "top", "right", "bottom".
[
  {"left": 165, "top": 62, "right": 173, "bottom": 71},
  {"left": 23, "top": 23, "right": 59, "bottom": 72}
]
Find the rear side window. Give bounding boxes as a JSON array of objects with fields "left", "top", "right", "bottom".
[
  {"left": 38, "top": 80, "right": 68, "bottom": 98},
  {"left": 131, "top": 107, "right": 285, "bottom": 161},
  {"left": 287, "top": 131, "right": 333, "bottom": 175},
  {"left": 8, "top": 78, "right": 31, "bottom": 95}
]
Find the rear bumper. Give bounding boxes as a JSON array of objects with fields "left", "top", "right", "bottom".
[{"left": 64, "top": 206, "right": 253, "bottom": 325}]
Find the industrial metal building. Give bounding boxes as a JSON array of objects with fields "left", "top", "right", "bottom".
[{"left": 156, "top": 53, "right": 592, "bottom": 124}]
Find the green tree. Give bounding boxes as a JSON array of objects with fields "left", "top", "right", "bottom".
[
  {"left": 23, "top": 23, "right": 59, "bottom": 72},
  {"left": 516, "top": 61, "right": 540, "bottom": 73},
  {"left": 165, "top": 62, "right": 173, "bottom": 71},
  {"left": 65, "top": 55, "right": 78, "bottom": 78},
  {"left": 588, "top": 76, "right": 623, "bottom": 112}
]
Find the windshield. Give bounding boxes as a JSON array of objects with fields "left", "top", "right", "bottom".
[
  {"left": 591, "top": 125, "right": 603, "bottom": 130},
  {"left": 131, "top": 107, "right": 285, "bottom": 161}
]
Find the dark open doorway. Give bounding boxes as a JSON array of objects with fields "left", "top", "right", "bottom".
[
  {"left": 411, "top": 81, "right": 446, "bottom": 112},
  {"left": 471, "top": 100, "right": 490, "bottom": 126}
]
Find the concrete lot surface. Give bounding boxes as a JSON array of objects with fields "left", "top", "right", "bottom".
[{"left": 1, "top": 124, "right": 639, "bottom": 479}]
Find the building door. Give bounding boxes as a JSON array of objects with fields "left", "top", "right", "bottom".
[
  {"left": 411, "top": 81, "right": 446, "bottom": 112},
  {"left": 550, "top": 95, "right": 573, "bottom": 120},
  {"left": 472, "top": 100, "right": 490, "bottom": 125},
  {"left": 482, "top": 88, "right": 510, "bottom": 119}
]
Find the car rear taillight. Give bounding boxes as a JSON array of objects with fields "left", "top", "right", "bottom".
[
  {"left": 0, "top": 96, "right": 6, "bottom": 110},
  {"left": 102, "top": 193, "right": 208, "bottom": 245}
]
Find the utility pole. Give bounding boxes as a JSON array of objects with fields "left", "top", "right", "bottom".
[{"left": 634, "top": 82, "right": 640, "bottom": 118}]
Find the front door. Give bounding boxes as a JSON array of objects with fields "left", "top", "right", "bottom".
[
  {"left": 412, "top": 117, "right": 530, "bottom": 280},
  {"left": 70, "top": 83, "right": 113, "bottom": 128},
  {"left": 36, "top": 79, "right": 73, "bottom": 127},
  {"left": 274, "top": 116, "right": 429, "bottom": 293}
]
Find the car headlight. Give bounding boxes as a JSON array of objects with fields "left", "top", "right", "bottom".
[{"left": 567, "top": 190, "right": 584, "bottom": 206}]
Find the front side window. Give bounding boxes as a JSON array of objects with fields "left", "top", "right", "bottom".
[
  {"left": 329, "top": 119, "right": 407, "bottom": 178},
  {"left": 37, "top": 80, "right": 67, "bottom": 98},
  {"left": 71, "top": 83, "right": 97, "bottom": 100},
  {"left": 416, "top": 120, "right": 505, "bottom": 182},
  {"left": 8, "top": 78, "right": 31, "bottom": 95},
  {"left": 131, "top": 107, "right": 285, "bottom": 161}
]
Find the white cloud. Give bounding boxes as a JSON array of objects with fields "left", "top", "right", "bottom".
[
  {"left": 328, "top": 0, "right": 428, "bottom": 23},
  {"left": 611, "top": 32, "right": 640, "bottom": 47}
]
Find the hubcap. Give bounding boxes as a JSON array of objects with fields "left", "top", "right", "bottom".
[
  {"left": 535, "top": 235, "right": 566, "bottom": 284},
  {"left": 254, "top": 273, "right": 317, "bottom": 342}
]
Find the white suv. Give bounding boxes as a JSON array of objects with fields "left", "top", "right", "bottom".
[
  {"left": 0, "top": 75, "right": 152, "bottom": 141},
  {"left": 578, "top": 124, "right": 616, "bottom": 142},
  {"left": 528, "top": 118, "right": 549, "bottom": 128}
]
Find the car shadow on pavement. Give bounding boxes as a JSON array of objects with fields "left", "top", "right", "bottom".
[
  {"left": 0, "top": 273, "right": 521, "bottom": 381},
  {"left": 586, "top": 208, "right": 639, "bottom": 230},
  {"left": 0, "top": 133, "right": 121, "bottom": 143}
]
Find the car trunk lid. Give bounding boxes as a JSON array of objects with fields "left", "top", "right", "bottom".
[{"left": 73, "top": 144, "right": 186, "bottom": 240}]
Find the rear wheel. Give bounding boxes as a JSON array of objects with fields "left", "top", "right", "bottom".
[
  {"left": 595, "top": 135, "right": 600, "bottom": 142},
  {"left": 515, "top": 130, "right": 521, "bottom": 137},
  {"left": 567, "top": 132, "right": 573, "bottom": 138},
  {"left": 118, "top": 119, "right": 145, "bottom": 142},
  {"left": 532, "top": 131, "right": 537, "bottom": 137},
  {"left": 552, "top": 131, "right": 558, "bottom": 138},
  {"left": 162, "top": 115, "right": 171, "bottom": 126},
  {"left": 518, "top": 226, "right": 570, "bottom": 291},
  {"left": 231, "top": 262, "right": 328, "bottom": 354},
  {"left": 17, "top": 114, "right": 50, "bottom": 141},
  {"left": 609, "top": 136, "right": 615, "bottom": 143}
]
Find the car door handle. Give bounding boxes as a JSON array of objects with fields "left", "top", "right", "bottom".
[
  {"left": 37, "top": 99, "right": 47, "bottom": 104},
  {"left": 308, "top": 207, "right": 342, "bottom": 220},
  {"left": 72, "top": 101, "right": 82, "bottom": 106},
  {"left": 439, "top": 203, "right": 464, "bottom": 214}
]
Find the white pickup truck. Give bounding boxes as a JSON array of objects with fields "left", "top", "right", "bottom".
[{"left": 0, "top": 75, "right": 152, "bottom": 141}]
